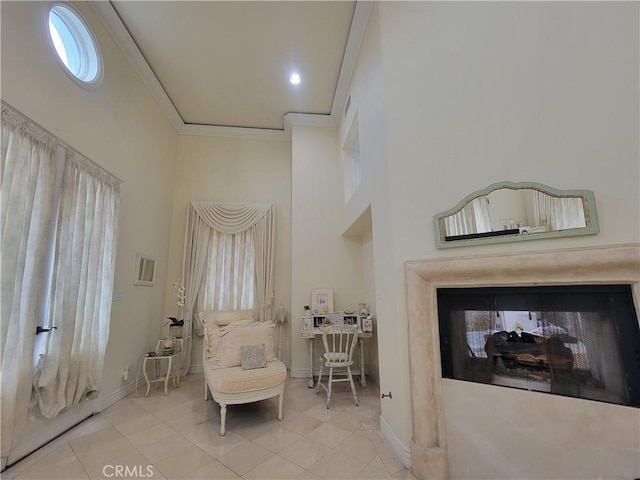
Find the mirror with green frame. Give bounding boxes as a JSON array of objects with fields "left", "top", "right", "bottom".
[{"left": 434, "top": 181, "right": 599, "bottom": 249}]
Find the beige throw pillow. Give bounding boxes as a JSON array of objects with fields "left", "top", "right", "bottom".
[
  {"left": 214, "top": 310, "right": 254, "bottom": 326},
  {"left": 199, "top": 309, "right": 254, "bottom": 326},
  {"left": 210, "top": 322, "right": 276, "bottom": 369},
  {"left": 200, "top": 310, "right": 256, "bottom": 360}
]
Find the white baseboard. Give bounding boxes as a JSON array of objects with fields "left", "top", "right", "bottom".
[
  {"left": 97, "top": 377, "right": 147, "bottom": 412},
  {"left": 380, "top": 416, "right": 412, "bottom": 469},
  {"left": 289, "top": 368, "right": 312, "bottom": 379}
]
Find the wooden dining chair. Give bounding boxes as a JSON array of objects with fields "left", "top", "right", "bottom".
[{"left": 316, "top": 324, "right": 359, "bottom": 408}]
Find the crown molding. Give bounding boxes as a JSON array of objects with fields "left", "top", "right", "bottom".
[
  {"left": 89, "top": 1, "right": 184, "bottom": 131},
  {"left": 329, "top": 1, "right": 373, "bottom": 123},
  {"left": 180, "top": 123, "right": 290, "bottom": 141},
  {"left": 90, "top": 1, "right": 372, "bottom": 141}
]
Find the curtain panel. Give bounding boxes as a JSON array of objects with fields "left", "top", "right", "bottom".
[
  {"left": 1, "top": 103, "right": 122, "bottom": 462},
  {"left": 33, "top": 150, "right": 122, "bottom": 418},
  {"left": 444, "top": 196, "right": 492, "bottom": 236},
  {"left": 197, "top": 230, "right": 256, "bottom": 311},
  {"left": 533, "top": 191, "right": 586, "bottom": 230},
  {"left": 1, "top": 106, "right": 59, "bottom": 460},
  {"left": 182, "top": 201, "right": 276, "bottom": 341}
]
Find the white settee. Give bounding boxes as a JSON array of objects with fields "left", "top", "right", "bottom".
[{"left": 200, "top": 311, "right": 286, "bottom": 435}]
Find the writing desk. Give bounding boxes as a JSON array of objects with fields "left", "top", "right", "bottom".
[{"left": 301, "top": 327, "right": 372, "bottom": 388}]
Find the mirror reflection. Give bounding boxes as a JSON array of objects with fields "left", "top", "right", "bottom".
[
  {"left": 444, "top": 188, "right": 586, "bottom": 237},
  {"left": 434, "top": 182, "right": 599, "bottom": 248}
]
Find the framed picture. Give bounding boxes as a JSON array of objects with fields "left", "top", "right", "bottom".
[
  {"left": 311, "top": 288, "right": 333, "bottom": 314},
  {"left": 302, "top": 316, "right": 314, "bottom": 332},
  {"left": 134, "top": 253, "right": 156, "bottom": 286},
  {"left": 499, "top": 219, "right": 512, "bottom": 231},
  {"left": 362, "top": 318, "right": 373, "bottom": 332}
]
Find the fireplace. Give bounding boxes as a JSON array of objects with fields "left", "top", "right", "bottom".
[
  {"left": 404, "top": 244, "right": 640, "bottom": 480},
  {"left": 437, "top": 285, "right": 640, "bottom": 407}
]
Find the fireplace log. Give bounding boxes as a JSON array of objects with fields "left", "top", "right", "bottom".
[
  {"left": 497, "top": 351, "right": 547, "bottom": 367},
  {"left": 486, "top": 333, "right": 575, "bottom": 370}
]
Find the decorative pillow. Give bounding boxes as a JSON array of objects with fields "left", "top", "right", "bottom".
[
  {"left": 241, "top": 344, "right": 267, "bottom": 370},
  {"left": 210, "top": 322, "right": 276, "bottom": 369},
  {"left": 204, "top": 320, "right": 255, "bottom": 357},
  {"left": 199, "top": 309, "right": 254, "bottom": 326},
  {"left": 214, "top": 310, "right": 255, "bottom": 326},
  {"left": 200, "top": 310, "right": 257, "bottom": 359},
  {"left": 205, "top": 324, "right": 223, "bottom": 360}
]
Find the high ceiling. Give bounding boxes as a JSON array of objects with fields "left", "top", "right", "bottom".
[{"left": 93, "top": 1, "right": 366, "bottom": 137}]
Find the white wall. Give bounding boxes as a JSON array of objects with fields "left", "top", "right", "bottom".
[
  {"left": 487, "top": 189, "right": 529, "bottom": 231},
  {"left": 378, "top": 1, "right": 639, "bottom": 257},
  {"left": 344, "top": 1, "right": 639, "bottom": 477},
  {"left": 360, "top": 229, "right": 379, "bottom": 382},
  {"left": 164, "top": 134, "right": 292, "bottom": 366},
  {"left": 337, "top": 4, "right": 415, "bottom": 458},
  {"left": 1, "top": 1, "right": 178, "bottom": 400},
  {"left": 290, "top": 125, "right": 365, "bottom": 377}
]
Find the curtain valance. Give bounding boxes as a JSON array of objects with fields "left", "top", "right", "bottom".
[
  {"left": 191, "top": 201, "right": 271, "bottom": 234},
  {"left": 182, "top": 201, "right": 275, "bottom": 343}
]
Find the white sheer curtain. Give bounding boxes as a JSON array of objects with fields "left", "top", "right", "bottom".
[
  {"left": 197, "top": 230, "right": 256, "bottom": 311},
  {"left": 1, "top": 106, "right": 59, "bottom": 462},
  {"left": 445, "top": 196, "right": 492, "bottom": 236},
  {"left": 182, "top": 201, "right": 276, "bottom": 343},
  {"left": 33, "top": 151, "right": 122, "bottom": 417},
  {"left": 533, "top": 191, "right": 586, "bottom": 230},
  {"left": 1, "top": 104, "right": 122, "bottom": 468}
]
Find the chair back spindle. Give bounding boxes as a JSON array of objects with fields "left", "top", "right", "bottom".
[{"left": 317, "top": 324, "right": 360, "bottom": 408}]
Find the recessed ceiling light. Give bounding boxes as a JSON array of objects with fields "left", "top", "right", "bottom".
[{"left": 289, "top": 73, "right": 301, "bottom": 85}]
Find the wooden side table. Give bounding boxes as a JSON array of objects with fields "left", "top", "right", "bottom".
[{"left": 143, "top": 352, "right": 179, "bottom": 396}]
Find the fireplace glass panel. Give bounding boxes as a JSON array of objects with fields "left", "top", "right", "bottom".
[{"left": 438, "top": 285, "right": 640, "bottom": 407}]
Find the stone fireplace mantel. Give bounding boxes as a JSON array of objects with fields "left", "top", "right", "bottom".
[{"left": 404, "top": 243, "right": 640, "bottom": 480}]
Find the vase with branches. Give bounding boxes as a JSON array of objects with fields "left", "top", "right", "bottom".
[{"left": 166, "top": 279, "right": 185, "bottom": 335}]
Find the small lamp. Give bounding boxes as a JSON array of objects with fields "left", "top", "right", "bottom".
[{"left": 274, "top": 302, "right": 288, "bottom": 359}]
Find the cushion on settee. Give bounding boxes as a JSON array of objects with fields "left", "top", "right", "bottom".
[
  {"left": 205, "top": 360, "right": 286, "bottom": 394},
  {"left": 199, "top": 309, "right": 255, "bottom": 326},
  {"left": 207, "top": 321, "right": 276, "bottom": 368}
]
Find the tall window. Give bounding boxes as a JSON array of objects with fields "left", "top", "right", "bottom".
[
  {"left": 197, "top": 229, "right": 256, "bottom": 312},
  {"left": 1, "top": 103, "right": 122, "bottom": 459},
  {"left": 342, "top": 112, "right": 361, "bottom": 201},
  {"left": 181, "top": 202, "right": 276, "bottom": 346}
]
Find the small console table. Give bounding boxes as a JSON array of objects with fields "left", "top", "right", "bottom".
[
  {"left": 301, "top": 314, "right": 372, "bottom": 389},
  {"left": 143, "top": 351, "right": 180, "bottom": 396}
]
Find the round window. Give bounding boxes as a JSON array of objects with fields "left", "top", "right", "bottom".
[{"left": 48, "top": 3, "right": 103, "bottom": 87}]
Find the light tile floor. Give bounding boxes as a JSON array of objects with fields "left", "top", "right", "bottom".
[{"left": 3, "top": 374, "right": 415, "bottom": 480}]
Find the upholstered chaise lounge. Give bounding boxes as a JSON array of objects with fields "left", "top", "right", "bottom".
[{"left": 200, "top": 310, "right": 286, "bottom": 435}]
